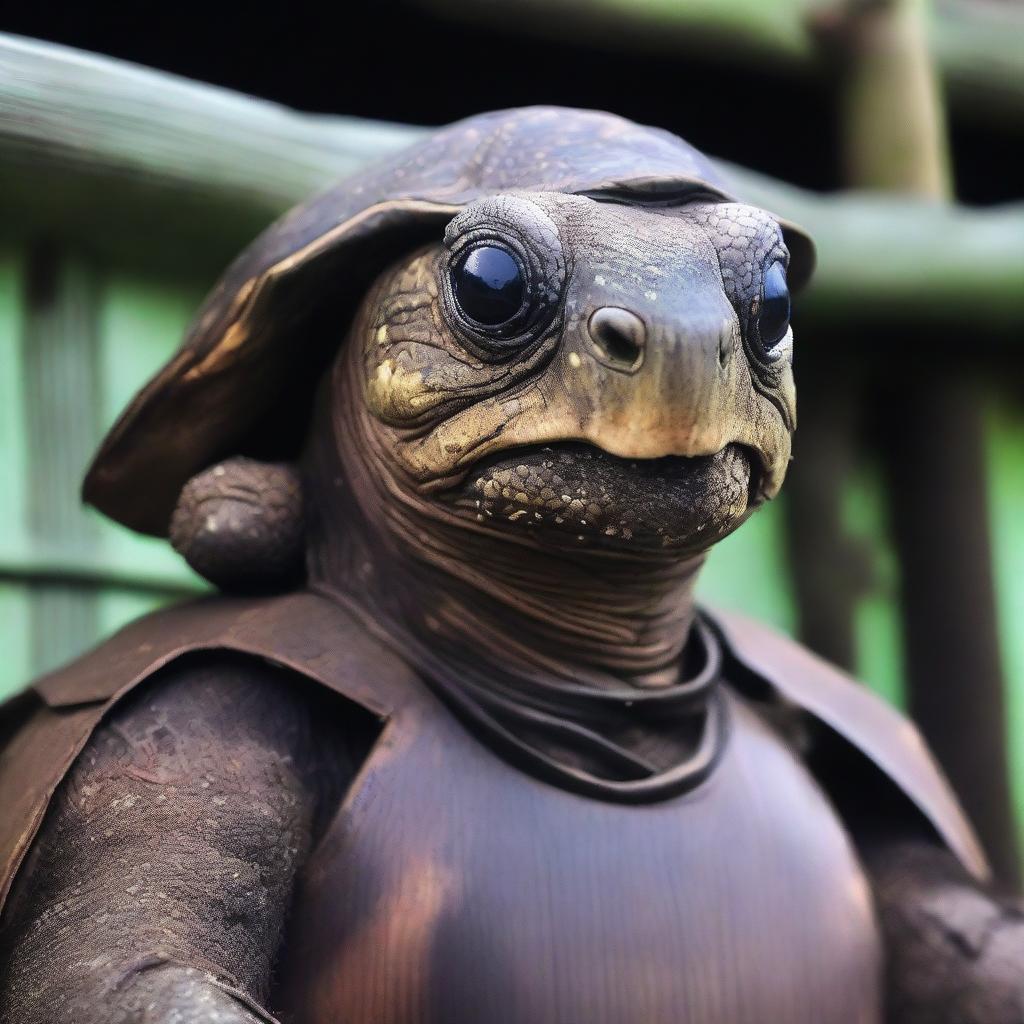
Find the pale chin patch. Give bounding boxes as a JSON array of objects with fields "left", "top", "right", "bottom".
[{"left": 447, "top": 442, "right": 756, "bottom": 553}]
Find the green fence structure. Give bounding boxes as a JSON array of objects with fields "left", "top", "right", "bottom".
[{"left": 2, "top": 28, "right": 1023, "bottom": 880}]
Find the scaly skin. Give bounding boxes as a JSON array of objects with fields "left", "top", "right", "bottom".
[{"left": 306, "top": 193, "right": 794, "bottom": 696}]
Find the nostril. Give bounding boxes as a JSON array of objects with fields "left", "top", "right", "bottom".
[{"left": 587, "top": 307, "right": 646, "bottom": 372}]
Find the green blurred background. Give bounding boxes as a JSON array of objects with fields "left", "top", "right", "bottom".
[{"left": 1, "top": 0, "right": 1022, "bottom": 883}]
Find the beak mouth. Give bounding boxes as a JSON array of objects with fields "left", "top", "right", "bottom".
[
  {"left": 740, "top": 444, "right": 765, "bottom": 505},
  {"left": 446, "top": 440, "right": 761, "bottom": 553}
]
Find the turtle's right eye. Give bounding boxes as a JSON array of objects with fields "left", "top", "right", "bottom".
[
  {"left": 442, "top": 197, "right": 565, "bottom": 355},
  {"left": 451, "top": 244, "right": 526, "bottom": 328}
]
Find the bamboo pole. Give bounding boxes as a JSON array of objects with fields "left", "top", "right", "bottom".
[
  {"left": 833, "top": 0, "right": 952, "bottom": 195},
  {"left": 0, "top": 34, "right": 420, "bottom": 279}
]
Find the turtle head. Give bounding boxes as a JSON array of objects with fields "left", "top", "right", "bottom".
[
  {"left": 82, "top": 108, "right": 812, "bottom": 588},
  {"left": 345, "top": 190, "right": 797, "bottom": 555}
]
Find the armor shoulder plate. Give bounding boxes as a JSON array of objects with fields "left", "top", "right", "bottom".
[{"left": 708, "top": 607, "right": 989, "bottom": 881}]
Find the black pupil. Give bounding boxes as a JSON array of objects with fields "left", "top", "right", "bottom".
[
  {"left": 759, "top": 261, "right": 790, "bottom": 349},
  {"left": 452, "top": 245, "right": 525, "bottom": 327}
]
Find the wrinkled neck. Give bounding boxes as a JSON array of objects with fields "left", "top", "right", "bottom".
[{"left": 304, "top": 367, "right": 705, "bottom": 694}]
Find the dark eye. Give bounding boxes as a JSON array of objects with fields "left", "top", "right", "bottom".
[
  {"left": 451, "top": 244, "right": 525, "bottom": 328},
  {"left": 757, "top": 260, "right": 790, "bottom": 351}
]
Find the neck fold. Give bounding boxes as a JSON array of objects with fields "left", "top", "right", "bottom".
[
  {"left": 301, "top": 357, "right": 727, "bottom": 801},
  {"left": 306, "top": 401, "right": 706, "bottom": 697}
]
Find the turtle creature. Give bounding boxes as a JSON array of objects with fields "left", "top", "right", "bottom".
[{"left": 0, "top": 107, "right": 1021, "bottom": 1024}]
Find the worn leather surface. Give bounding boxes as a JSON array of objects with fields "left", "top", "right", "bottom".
[
  {"left": 0, "top": 654, "right": 352, "bottom": 1024},
  {"left": 0, "top": 591, "right": 987, "bottom": 1023},
  {"left": 276, "top": 683, "right": 881, "bottom": 1023},
  {"left": 0, "top": 592, "right": 407, "bottom": 912}
]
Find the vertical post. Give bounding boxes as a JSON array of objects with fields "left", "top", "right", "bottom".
[
  {"left": 23, "top": 242, "right": 102, "bottom": 679},
  {"left": 784, "top": 353, "right": 865, "bottom": 672},
  {"left": 828, "top": 0, "right": 1020, "bottom": 884},
  {"left": 837, "top": 0, "right": 951, "bottom": 197}
]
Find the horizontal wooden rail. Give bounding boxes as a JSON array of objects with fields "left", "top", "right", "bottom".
[
  {"left": 0, "top": 34, "right": 422, "bottom": 279},
  {"left": 418, "top": 0, "right": 1024, "bottom": 127},
  {"left": 2, "top": 33, "right": 1022, "bottom": 330}
]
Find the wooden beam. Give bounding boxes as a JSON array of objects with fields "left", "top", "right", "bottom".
[
  {"left": 0, "top": 33, "right": 423, "bottom": 278},
  {"left": 1, "top": 32, "right": 1022, "bottom": 331}
]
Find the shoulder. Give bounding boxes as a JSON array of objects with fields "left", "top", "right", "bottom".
[
  {"left": 706, "top": 607, "right": 989, "bottom": 882},
  {"left": 0, "top": 590, "right": 401, "bottom": 913},
  {"left": 49, "top": 653, "right": 364, "bottom": 849}
]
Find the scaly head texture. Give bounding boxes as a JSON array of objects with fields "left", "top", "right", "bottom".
[{"left": 303, "top": 188, "right": 800, "bottom": 700}]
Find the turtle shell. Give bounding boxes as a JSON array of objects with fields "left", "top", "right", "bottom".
[{"left": 83, "top": 106, "right": 815, "bottom": 536}]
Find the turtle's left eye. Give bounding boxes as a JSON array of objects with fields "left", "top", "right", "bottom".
[
  {"left": 451, "top": 244, "right": 526, "bottom": 329},
  {"left": 757, "top": 260, "right": 790, "bottom": 352}
]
